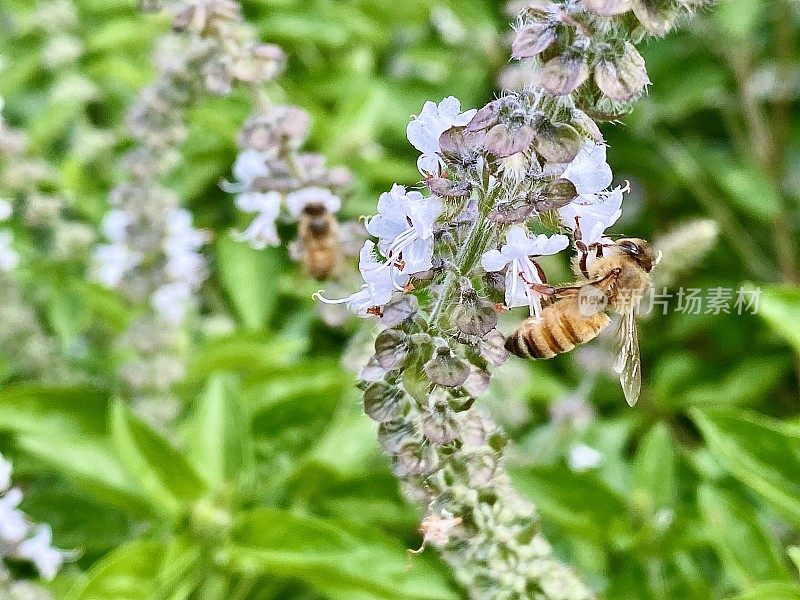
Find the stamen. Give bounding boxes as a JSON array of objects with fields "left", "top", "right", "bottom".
[{"left": 313, "top": 287, "right": 361, "bottom": 305}]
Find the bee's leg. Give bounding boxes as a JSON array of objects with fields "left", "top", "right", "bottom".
[
  {"left": 589, "top": 268, "right": 622, "bottom": 295},
  {"left": 572, "top": 216, "right": 592, "bottom": 279}
]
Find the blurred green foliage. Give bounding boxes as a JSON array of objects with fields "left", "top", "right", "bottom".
[{"left": 0, "top": 0, "right": 799, "bottom": 599}]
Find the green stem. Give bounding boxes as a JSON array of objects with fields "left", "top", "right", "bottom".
[{"left": 429, "top": 189, "right": 496, "bottom": 329}]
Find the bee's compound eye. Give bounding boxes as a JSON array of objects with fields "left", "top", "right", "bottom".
[{"left": 619, "top": 240, "right": 641, "bottom": 255}]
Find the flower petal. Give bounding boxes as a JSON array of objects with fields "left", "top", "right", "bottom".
[
  {"left": 561, "top": 141, "right": 613, "bottom": 195},
  {"left": 481, "top": 249, "right": 508, "bottom": 272}
]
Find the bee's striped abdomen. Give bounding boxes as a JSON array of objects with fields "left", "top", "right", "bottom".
[{"left": 505, "top": 298, "right": 611, "bottom": 359}]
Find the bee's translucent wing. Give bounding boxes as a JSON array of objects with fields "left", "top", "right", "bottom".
[{"left": 613, "top": 310, "right": 641, "bottom": 406}]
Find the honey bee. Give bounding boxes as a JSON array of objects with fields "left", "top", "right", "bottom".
[
  {"left": 297, "top": 202, "right": 341, "bottom": 280},
  {"left": 504, "top": 238, "right": 660, "bottom": 406}
]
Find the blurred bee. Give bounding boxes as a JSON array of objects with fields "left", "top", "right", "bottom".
[
  {"left": 504, "top": 238, "right": 660, "bottom": 406},
  {"left": 297, "top": 202, "right": 341, "bottom": 280}
]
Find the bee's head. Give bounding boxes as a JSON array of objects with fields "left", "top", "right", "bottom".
[{"left": 614, "top": 238, "right": 660, "bottom": 272}]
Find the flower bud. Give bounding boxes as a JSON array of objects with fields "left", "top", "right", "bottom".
[
  {"left": 631, "top": 0, "right": 676, "bottom": 36},
  {"left": 452, "top": 298, "right": 498, "bottom": 337},
  {"left": 211, "top": 0, "right": 242, "bottom": 21},
  {"left": 480, "top": 329, "right": 510, "bottom": 366},
  {"left": 422, "top": 407, "right": 459, "bottom": 445},
  {"left": 512, "top": 22, "right": 556, "bottom": 59},
  {"left": 538, "top": 54, "right": 590, "bottom": 96},
  {"left": 380, "top": 294, "right": 419, "bottom": 326},
  {"left": 484, "top": 123, "right": 535, "bottom": 158},
  {"left": 378, "top": 419, "right": 418, "bottom": 453},
  {"left": 424, "top": 347, "right": 471, "bottom": 387},
  {"left": 363, "top": 381, "right": 405, "bottom": 422},
  {"left": 374, "top": 328, "right": 408, "bottom": 370},
  {"left": 536, "top": 178, "right": 577, "bottom": 211},
  {"left": 171, "top": 6, "right": 195, "bottom": 31},
  {"left": 533, "top": 122, "right": 582, "bottom": 163},
  {"left": 462, "top": 366, "right": 491, "bottom": 397},
  {"left": 595, "top": 43, "right": 650, "bottom": 102},
  {"left": 461, "top": 411, "right": 490, "bottom": 447},
  {"left": 394, "top": 443, "right": 437, "bottom": 477},
  {"left": 439, "top": 126, "right": 486, "bottom": 163},
  {"left": 466, "top": 100, "right": 501, "bottom": 132},
  {"left": 426, "top": 177, "right": 472, "bottom": 198},
  {"left": 570, "top": 108, "right": 604, "bottom": 143}
]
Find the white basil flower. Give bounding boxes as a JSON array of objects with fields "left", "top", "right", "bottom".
[
  {"left": 233, "top": 191, "right": 282, "bottom": 249},
  {"left": 367, "top": 184, "right": 442, "bottom": 277},
  {"left": 481, "top": 225, "right": 568, "bottom": 318},
  {"left": 92, "top": 243, "right": 141, "bottom": 288},
  {"left": 0, "top": 453, "right": 11, "bottom": 492},
  {"left": 316, "top": 240, "right": 407, "bottom": 317},
  {"left": 0, "top": 198, "right": 13, "bottom": 221},
  {"left": 0, "top": 230, "right": 19, "bottom": 272},
  {"left": 14, "top": 525, "right": 66, "bottom": 581},
  {"left": 567, "top": 443, "right": 603, "bottom": 473},
  {"left": 556, "top": 141, "right": 623, "bottom": 244},
  {"left": 286, "top": 187, "right": 341, "bottom": 218},
  {"left": 407, "top": 96, "right": 476, "bottom": 174},
  {"left": 101, "top": 209, "right": 133, "bottom": 242},
  {"left": 232, "top": 148, "right": 269, "bottom": 188},
  {"left": 559, "top": 141, "right": 613, "bottom": 195},
  {"left": 0, "top": 488, "right": 28, "bottom": 544},
  {"left": 558, "top": 186, "right": 624, "bottom": 245},
  {"left": 151, "top": 280, "right": 192, "bottom": 325}
]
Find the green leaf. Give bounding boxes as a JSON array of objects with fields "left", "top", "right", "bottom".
[
  {"left": 697, "top": 484, "right": 790, "bottom": 588},
  {"left": 111, "top": 401, "right": 206, "bottom": 514},
  {"left": 67, "top": 540, "right": 165, "bottom": 600},
  {"left": 789, "top": 546, "right": 800, "bottom": 576},
  {"left": 728, "top": 582, "right": 800, "bottom": 600},
  {"left": 227, "top": 507, "right": 457, "bottom": 600},
  {"left": 186, "top": 373, "right": 251, "bottom": 491},
  {"left": 215, "top": 233, "right": 284, "bottom": 331},
  {"left": 692, "top": 408, "right": 800, "bottom": 526},
  {"left": 0, "top": 385, "right": 109, "bottom": 437},
  {"left": 185, "top": 334, "right": 306, "bottom": 382},
  {"left": 676, "top": 356, "right": 788, "bottom": 408},
  {"left": 510, "top": 466, "right": 628, "bottom": 545},
  {"left": 0, "top": 386, "right": 146, "bottom": 509},
  {"left": 759, "top": 287, "right": 800, "bottom": 352},
  {"left": 632, "top": 423, "right": 676, "bottom": 514}
]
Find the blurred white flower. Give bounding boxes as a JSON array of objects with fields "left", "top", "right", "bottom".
[
  {"left": 92, "top": 243, "right": 141, "bottom": 288},
  {"left": 233, "top": 191, "right": 282, "bottom": 249},
  {"left": 286, "top": 187, "right": 341, "bottom": 218},
  {"left": 232, "top": 149, "right": 268, "bottom": 187},
  {"left": 14, "top": 525, "right": 66, "bottom": 581},
  {"left": 407, "top": 96, "right": 476, "bottom": 174},
  {"left": 0, "top": 198, "right": 12, "bottom": 221},
  {"left": 0, "top": 453, "right": 11, "bottom": 491},
  {"left": 0, "top": 230, "right": 20, "bottom": 272},
  {"left": 0, "top": 488, "right": 28, "bottom": 544},
  {"left": 567, "top": 443, "right": 602, "bottom": 472},
  {"left": 163, "top": 208, "right": 208, "bottom": 287},
  {"left": 101, "top": 209, "right": 133, "bottom": 242},
  {"left": 367, "top": 184, "right": 442, "bottom": 277},
  {"left": 151, "top": 281, "right": 192, "bottom": 325},
  {"left": 481, "top": 226, "right": 568, "bottom": 318}
]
